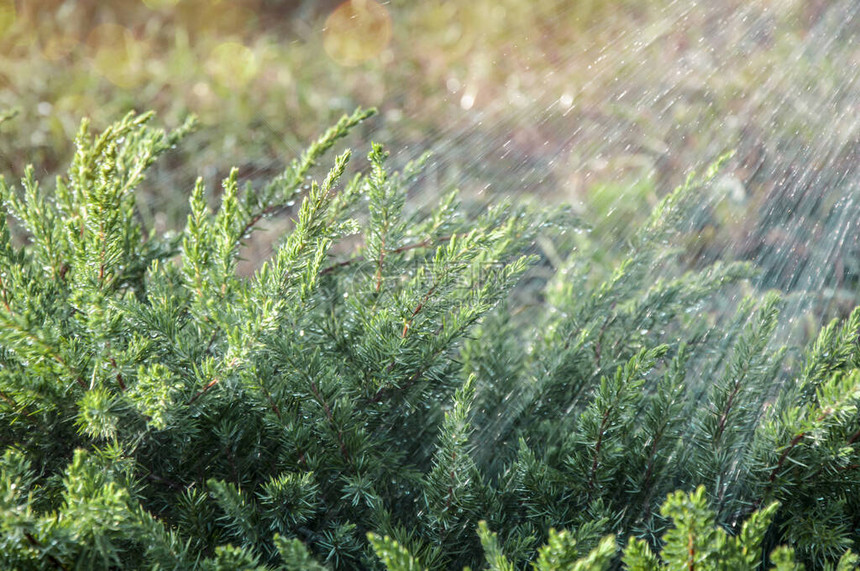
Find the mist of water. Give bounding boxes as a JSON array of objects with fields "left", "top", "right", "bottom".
[
  {"left": 381, "top": 0, "right": 860, "bottom": 336},
  {"left": 158, "top": 0, "right": 858, "bottom": 340}
]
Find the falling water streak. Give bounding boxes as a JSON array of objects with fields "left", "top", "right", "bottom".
[
  {"left": 380, "top": 0, "right": 860, "bottom": 467},
  {"left": 420, "top": 0, "right": 857, "bottom": 315},
  {"left": 736, "top": 0, "right": 860, "bottom": 335},
  {"left": 154, "top": 0, "right": 858, "bottom": 369}
]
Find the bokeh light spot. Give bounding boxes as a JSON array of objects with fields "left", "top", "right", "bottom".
[
  {"left": 207, "top": 41, "right": 259, "bottom": 88},
  {"left": 323, "top": 0, "right": 392, "bottom": 67},
  {"left": 87, "top": 24, "right": 147, "bottom": 89}
]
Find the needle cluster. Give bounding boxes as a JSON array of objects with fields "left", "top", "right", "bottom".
[{"left": 0, "top": 110, "right": 858, "bottom": 570}]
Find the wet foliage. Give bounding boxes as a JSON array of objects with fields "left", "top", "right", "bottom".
[
  {"left": 1, "top": 1, "right": 858, "bottom": 320},
  {"left": 0, "top": 111, "right": 859, "bottom": 569}
]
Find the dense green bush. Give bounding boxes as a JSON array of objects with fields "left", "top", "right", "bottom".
[{"left": 1, "top": 110, "right": 859, "bottom": 569}]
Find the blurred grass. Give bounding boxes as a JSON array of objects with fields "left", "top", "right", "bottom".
[
  {"left": 0, "top": 0, "right": 856, "bottom": 311},
  {"left": 0, "top": 1, "right": 813, "bottom": 183}
]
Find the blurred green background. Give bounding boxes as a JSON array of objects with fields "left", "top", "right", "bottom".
[{"left": 0, "top": 0, "right": 857, "bottom": 318}]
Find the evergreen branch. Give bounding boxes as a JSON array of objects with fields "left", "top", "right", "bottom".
[
  {"left": 182, "top": 177, "right": 210, "bottom": 301},
  {"left": 239, "top": 107, "right": 374, "bottom": 256},
  {"left": 703, "top": 292, "right": 782, "bottom": 474},
  {"left": 768, "top": 432, "right": 805, "bottom": 484},
  {"left": 798, "top": 306, "right": 860, "bottom": 400},
  {"left": 636, "top": 347, "right": 688, "bottom": 516},
  {"left": 376, "top": 233, "right": 386, "bottom": 293},
  {"left": 188, "top": 378, "right": 219, "bottom": 405},
  {"left": 402, "top": 283, "right": 438, "bottom": 338},
  {"left": 580, "top": 347, "right": 667, "bottom": 497},
  {"left": 368, "top": 533, "right": 425, "bottom": 571},
  {"left": 370, "top": 368, "right": 418, "bottom": 404},
  {"left": 587, "top": 407, "right": 613, "bottom": 494},
  {"left": 23, "top": 532, "right": 67, "bottom": 571},
  {"left": 639, "top": 434, "right": 663, "bottom": 514},
  {"left": 477, "top": 521, "right": 515, "bottom": 571},
  {"left": 5, "top": 110, "right": 858, "bottom": 570},
  {"left": 766, "top": 375, "right": 860, "bottom": 486},
  {"left": 0, "top": 272, "right": 10, "bottom": 312},
  {"left": 308, "top": 379, "right": 351, "bottom": 465},
  {"left": 713, "top": 374, "right": 745, "bottom": 446},
  {"left": 98, "top": 342, "right": 127, "bottom": 393},
  {"left": 0, "top": 310, "right": 86, "bottom": 389},
  {"left": 0, "top": 389, "right": 18, "bottom": 409},
  {"left": 257, "top": 378, "right": 282, "bottom": 420},
  {"left": 320, "top": 234, "right": 461, "bottom": 276},
  {"left": 593, "top": 309, "right": 615, "bottom": 366},
  {"left": 370, "top": 344, "right": 447, "bottom": 403}
]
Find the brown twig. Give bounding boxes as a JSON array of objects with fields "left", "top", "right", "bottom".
[
  {"left": 687, "top": 532, "right": 696, "bottom": 571},
  {"left": 107, "top": 353, "right": 126, "bottom": 392},
  {"left": 768, "top": 432, "right": 805, "bottom": 483},
  {"left": 402, "top": 283, "right": 438, "bottom": 338},
  {"left": 257, "top": 374, "right": 282, "bottom": 420},
  {"left": 188, "top": 378, "right": 219, "bottom": 405}
]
